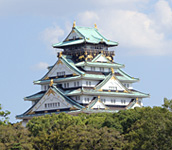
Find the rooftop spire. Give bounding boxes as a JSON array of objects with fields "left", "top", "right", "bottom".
[
  {"left": 73, "top": 21, "right": 76, "bottom": 28},
  {"left": 49, "top": 79, "right": 54, "bottom": 86},
  {"left": 94, "top": 23, "right": 97, "bottom": 29}
]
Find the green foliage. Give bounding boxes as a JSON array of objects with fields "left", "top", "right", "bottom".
[
  {"left": 124, "top": 107, "right": 172, "bottom": 150},
  {"left": 0, "top": 123, "right": 33, "bottom": 150},
  {"left": 0, "top": 104, "right": 10, "bottom": 125},
  {"left": 2, "top": 100, "right": 172, "bottom": 149},
  {"left": 162, "top": 97, "right": 172, "bottom": 111}
]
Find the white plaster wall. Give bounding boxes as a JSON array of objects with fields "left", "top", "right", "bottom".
[
  {"left": 82, "top": 80, "right": 99, "bottom": 87},
  {"left": 41, "top": 85, "right": 49, "bottom": 91},
  {"left": 122, "top": 83, "right": 133, "bottom": 89},
  {"left": 33, "top": 93, "right": 72, "bottom": 112},
  {"left": 84, "top": 66, "right": 112, "bottom": 72},
  {"left": 62, "top": 80, "right": 82, "bottom": 88},
  {"left": 99, "top": 96, "right": 132, "bottom": 105},
  {"left": 92, "top": 101, "right": 106, "bottom": 109},
  {"left": 48, "top": 63, "right": 74, "bottom": 77},
  {"left": 68, "top": 32, "right": 80, "bottom": 40},
  {"left": 82, "top": 95, "right": 94, "bottom": 104},
  {"left": 95, "top": 55, "right": 108, "bottom": 62},
  {"left": 101, "top": 78, "right": 125, "bottom": 91}
]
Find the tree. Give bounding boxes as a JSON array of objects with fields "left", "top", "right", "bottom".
[
  {"left": 124, "top": 107, "right": 172, "bottom": 150},
  {"left": 0, "top": 104, "right": 10, "bottom": 125},
  {"left": 162, "top": 97, "right": 172, "bottom": 111},
  {"left": 0, "top": 123, "right": 33, "bottom": 150}
]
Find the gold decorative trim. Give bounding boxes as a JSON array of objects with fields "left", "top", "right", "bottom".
[
  {"left": 124, "top": 90, "right": 128, "bottom": 93},
  {"left": 73, "top": 21, "right": 76, "bottom": 28},
  {"left": 49, "top": 79, "right": 54, "bottom": 86},
  {"left": 44, "top": 111, "right": 48, "bottom": 113},
  {"left": 86, "top": 55, "right": 93, "bottom": 59},
  {"left": 106, "top": 56, "right": 112, "bottom": 60},
  {"left": 98, "top": 89, "right": 102, "bottom": 91},
  {"left": 59, "top": 52, "right": 62, "bottom": 58},
  {"left": 94, "top": 23, "right": 97, "bottom": 29},
  {"left": 111, "top": 76, "right": 116, "bottom": 80},
  {"left": 46, "top": 89, "right": 56, "bottom": 96},
  {"left": 79, "top": 55, "right": 84, "bottom": 59},
  {"left": 57, "top": 60, "right": 63, "bottom": 65},
  {"left": 44, "top": 76, "right": 49, "bottom": 80},
  {"left": 116, "top": 90, "right": 118, "bottom": 93},
  {"left": 57, "top": 109, "right": 60, "bottom": 112},
  {"left": 73, "top": 73, "right": 77, "bottom": 76},
  {"left": 111, "top": 67, "right": 114, "bottom": 74},
  {"left": 70, "top": 107, "right": 78, "bottom": 110},
  {"left": 108, "top": 90, "right": 111, "bottom": 92}
]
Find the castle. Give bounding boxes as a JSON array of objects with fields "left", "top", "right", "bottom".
[{"left": 16, "top": 22, "right": 149, "bottom": 126}]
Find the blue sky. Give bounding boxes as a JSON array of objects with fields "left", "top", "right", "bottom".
[{"left": 0, "top": 0, "right": 172, "bottom": 122}]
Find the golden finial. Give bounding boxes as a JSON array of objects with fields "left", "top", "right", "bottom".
[
  {"left": 136, "top": 97, "right": 138, "bottom": 101},
  {"left": 94, "top": 23, "right": 97, "bottom": 29},
  {"left": 59, "top": 51, "right": 62, "bottom": 58},
  {"left": 111, "top": 67, "right": 114, "bottom": 74},
  {"left": 98, "top": 95, "right": 100, "bottom": 99},
  {"left": 73, "top": 21, "right": 76, "bottom": 28},
  {"left": 49, "top": 79, "right": 54, "bottom": 86}
]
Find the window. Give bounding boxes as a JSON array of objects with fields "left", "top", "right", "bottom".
[
  {"left": 101, "top": 99, "right": 106, "bottom": 103},
  {"left": 64, "top": 83, "right": 66, "bottom": 88},
  {"left": 86, "top": 81, "right": 91, "bottom": 87},
  {"left": 91, "top": 67, "right": 95, "bottom": 71},
  {"left": 100, "top": 67, "right": 104, "bottom": 72},
  {"left": 108, "top": 68, "right": 111, "bottom": 72},
  {"left": 67, "top": 83, "right": 69, "bottom": 88},
  {"left": 77, "top": 81, "right": 79, "bottom": 86},
  {"left": 111, "top": 99, "right": 116, "bottom": 103},
  {"left": 84, "top": 97, "right": 89, "bottom": 102},
  {"left": 123, "top": 83, "right": 129, "bottom": 88},
  {"left": 109, "top": 86, "right": 117, "bottom": 90},
  {"left": 45, "top": 102, "right": 60, "bottom": 108},
  {"left": 121, "top": 100, "right": 126, "bottom": 104},
  {"left": 57, "top": 71, "right": 65, "bottom": 76},
  {"left": 89, "top": 81, "right": 91, "bottom": 86},
  {"left": 74, "top": 82, "right": 76, "bottom": 87},
  {"left": 76, "top": 96, "right": 80, "bottom": 100}
]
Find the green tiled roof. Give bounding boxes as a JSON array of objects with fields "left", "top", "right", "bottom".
[
  {"left": 53, "top": 26, "right": 118, "bottom": 48},
  {"left": 24, "top": 91, "right": 45, "bottom": 101},
  {"left": 16, "top": 86, "right": 84, "bottom": 119},
  {"left": 116, "top": 69, "right": 139, "bottom": 83},
  {"left": 75, "top": 61, "right": 124, "bottom": 68},
  {"left": 86, "top": 97, "right": 109, "bottom": 110},
  {"left": 66, "top": 87, "right": 149, "bottom": 98}
]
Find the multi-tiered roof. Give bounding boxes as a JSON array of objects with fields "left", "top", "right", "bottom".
[{"left": 16, "top": 23, "right": 149, "bottom": 124}]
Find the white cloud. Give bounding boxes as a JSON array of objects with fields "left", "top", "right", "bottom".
[
  {"left": 77, "top": 11, "right": 99, "bottom": 26},
  {"left": 76, "top": 0, "right": 172, "bottom": 56},
  {"left": 31, "top": 62, "right": 49, "bottom": 71},
  {"left": 42, "top": 25, "right": 64, "bottom": 45},
  {"left": 151, "top": 0, "right": 172, "bottom": 33}
]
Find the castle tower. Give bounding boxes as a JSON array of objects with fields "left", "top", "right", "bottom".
[{"left": 16, "top": 23, "right": 149, "bottom": 126}]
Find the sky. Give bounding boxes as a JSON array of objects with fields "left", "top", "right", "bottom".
[{"left": 0, "top": 0, "right": 172, "bottom": 123}]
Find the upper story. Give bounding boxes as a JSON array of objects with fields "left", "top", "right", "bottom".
[{"left": 52, "top": 22, "right": 118, "bottom": 63}]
